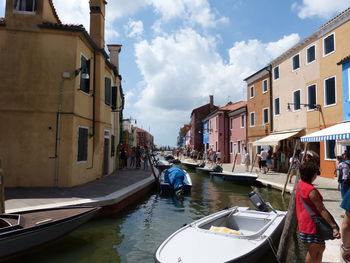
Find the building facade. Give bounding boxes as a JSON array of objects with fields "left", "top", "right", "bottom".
[
  {"left": 244, "top": 67, "right": 272, "bottom": 167},
  {"left": 0, "top": 0, "right": 123, "bottom": 186}
]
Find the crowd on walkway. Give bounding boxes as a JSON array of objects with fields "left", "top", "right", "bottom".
[{"left": 118, "top": 145, "right": 150, "bottom": 171}]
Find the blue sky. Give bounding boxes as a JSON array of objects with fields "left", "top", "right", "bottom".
[{"left": 1, "top": 0, "right": 350, "bottom": 146}]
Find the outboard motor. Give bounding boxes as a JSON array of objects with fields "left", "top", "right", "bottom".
[{"left": 248, "top": 191, "right": 269, "bottom": 212}]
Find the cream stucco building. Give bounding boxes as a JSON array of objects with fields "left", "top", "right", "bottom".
[{"left": 0, "top": 0, "right": 124, "bottom": 187}]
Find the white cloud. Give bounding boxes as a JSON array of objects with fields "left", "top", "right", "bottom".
[
  {"left": 132, "top": 29, "right": 300, "bottom": 146},
  {"left": 124, "top": 19, "right": 144, "bottom": 39},
  {"left": 292, "top": 0, "right": 350, "bottom": 19},
  {"left": 52, "top": 0, "right": 89, "bottom": 29}
]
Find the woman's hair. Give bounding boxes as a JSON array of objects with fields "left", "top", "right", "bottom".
[{"left": 300, "top": 163, "right": 320, "bottom": 183}]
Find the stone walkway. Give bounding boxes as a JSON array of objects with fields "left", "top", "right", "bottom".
[{"left": 4, "top": 167, "right": 155, "bottom": 213}]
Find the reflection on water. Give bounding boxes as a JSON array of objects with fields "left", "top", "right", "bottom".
[{"left": 8, "top": 169, "right": 306, "bottom": 263}]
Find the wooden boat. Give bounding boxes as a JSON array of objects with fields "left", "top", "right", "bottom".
[
  {"left": 180, "top": 160, "right": 200, "bottom": 170},
  {"left": 155, "top": 206, "right": 286, "bottom": 263},
  {"left": 210, "top": 171, "right": 258, "bottom": 184},
  {"left": 159, "top": 167, "right": 192, "bottom": 195},
  {"left": 155, "top": 160, "right": 173, "bottom": 171},
  {"left": 195, "top": 166, "right": 214, "bottom": 174},
  {"left": 0, "top": 206, "right": 100, "bottom": 259}
]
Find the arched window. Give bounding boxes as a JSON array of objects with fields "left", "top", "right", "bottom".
[{"left": 13, "top": 0, "right": 38, "bottom": 12}]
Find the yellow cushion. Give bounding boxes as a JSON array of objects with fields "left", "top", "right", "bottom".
[{"left": 209, "top": 226, "right": 242, "bottom": 235}]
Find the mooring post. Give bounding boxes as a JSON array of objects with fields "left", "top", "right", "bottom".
[
  {"left": 250, "top": 153, "right": 258, "bottom": 173},
  {"left": 0, "top": 159, "right": 5, "bottom": 213},
  {"left": 232, "top": 153, "right": 238, "bottom": 172}
]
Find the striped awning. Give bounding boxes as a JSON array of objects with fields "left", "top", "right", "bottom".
[
  {"left": 300, "top": 121, "right": 350, "bottom": 142},
  {"left": 252, "top": 130, "right": 301, "bottom": 146}
]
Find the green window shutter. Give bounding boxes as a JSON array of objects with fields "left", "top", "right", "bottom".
[
  {"left": 105, "top": 78, "right": 112, "bottom": 106},
  {"left": 78, "top": 127, "right": 88, "bottom": 162},
  {"left": 111, "top": 86, "right": 117, "bottom": 110}
]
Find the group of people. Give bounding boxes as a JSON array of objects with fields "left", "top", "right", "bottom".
[
  {"left": 296, "top": 150, "right": 350, "bottom": 263},
  {"left": 119, "top": 145, "right": 150, "bottom": 170}
]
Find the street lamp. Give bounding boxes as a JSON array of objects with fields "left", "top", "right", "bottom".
[{"left": 287, "top": 102, "right": 321, "bottom": 111}]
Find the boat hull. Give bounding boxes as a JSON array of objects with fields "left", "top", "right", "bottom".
[
  {"left": 210, "top": 172, "right": 258, "bottom": 184},
  {"left": 0, "top": 206, "right": 99, "bottom": 259},
  {"left": 155, "top": 207, "right": 286, "bottom": 263}
]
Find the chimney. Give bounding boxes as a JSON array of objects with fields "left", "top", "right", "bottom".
[
  {"left": 107, "top": 44, "right": 122, "bottom": 69},
  {"left": 89, "top": 0, "right": 106, "bottom": 49},
  {"left": 209, "top": 95, "right": 214, "bottom": 107}
]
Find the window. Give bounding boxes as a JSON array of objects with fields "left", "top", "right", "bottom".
[
  {"left": 216, "top": 117, "right": 218, "bottom": 130},
  {"left": 323, "top": 33, "right": 335, "bottom": 56},
  {"left": 238, "top": 141, "right": 241, "bottom": 153},
  {"left": 111, "top": 86, "right": 117, "bottom": 110},
  {"left": 307, "top": 84, "right": 317, "bottom": 110},
  {"left": 263, "top": 108, "right": 269, "bottom": 124},
  {"left": 111, "top": 135, "right": 115, "bottom": 156},
  {"left": 273, "top": 66, "right": 279, "bottom": 80},
  {"left": 325, "top": 140, "right": 336, "bottom": 160},
  {"left": 79, "top": 55, "right": 90, "bottom": 93},
  {"left": 230, "top": 142, "right": 233, "bottom": 153},
  {"left": 274, "top": 98, "right": 280, "bottom": 115},
  {"left": 307, "top": 45, "right": 316, "bottom": 64},
  {"left": 250, "top": 86, "right": 255, "bottom": 98},
  {"left": 250, "top": 112, "right": 255, "bottom": 127},
  {"left": 230, "top": 118, "right": 233, "bottom": 130},
  {"left": 292, "top": 54, "right": 300, "bottom": 71},
  {"left": 324, "top": 76, "right": 336, "bottom": 106},
  {"left": 77, "top": 127, "right": 88, "bottom": 162},
  {"left": 240, "top": 114, "right": 245, "bottom": 128},
  {"left": 13, "top": 0, "right": 37, "bottom": 12},
  {"left": 262, "top": 79, "right": 268, "bottom": 93},
  {"left": 293, "top": 90, "right": 301, "bottom": 110},
  {"left": 105, "top": 77, "right": 112, "bottom": 106}
]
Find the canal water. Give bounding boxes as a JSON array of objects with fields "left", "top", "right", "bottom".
[{"left": 8, "top": 167, "right": 306, "bottom": 263}]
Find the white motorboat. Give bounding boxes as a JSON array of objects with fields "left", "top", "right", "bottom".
[{"left": 154, "top": 206, "right": 286, "bottom": 263}]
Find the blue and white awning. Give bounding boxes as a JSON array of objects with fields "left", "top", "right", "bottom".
[{"left": 301, "top": 121, "right": 350, "bottom": 142}]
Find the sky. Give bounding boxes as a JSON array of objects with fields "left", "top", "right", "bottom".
[{"left": 1, "top": 0, "right": 350, "bottom": 147}]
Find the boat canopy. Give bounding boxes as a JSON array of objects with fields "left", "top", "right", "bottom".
[
  {"left": 252, "top": 130, "right": 301, "bottom": 146},
  {"left": 163, "top": 167, "right": 188, "bottom": 190},
  {"left": 300, "top": 121, "right": 350, "bottom": 142}
]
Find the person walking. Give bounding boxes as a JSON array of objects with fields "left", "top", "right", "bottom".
[
  {"left": 339, "top": 152, "right": 350, "bottom": 198},
  {"left": 289, "top": 150, "right": 301, "bottom": 183},
  {"left": 260, "top": 148, "right": 268, "bottom": 174},
  {"left": 244, "top": 147, "right": 250, "bottom": 172},
  {"left": 341, "top": 189, "right": 350, "bottom": 262},
  {"left": 296, "top": 163, "right": 340, "bottom": 263}
]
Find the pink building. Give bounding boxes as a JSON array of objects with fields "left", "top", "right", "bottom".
[
  {"left": 228, "top": 102, "right": 247, "bottom": 164},
  {"left": 204, "top": 101, "right": 246, "bottom": 163}
]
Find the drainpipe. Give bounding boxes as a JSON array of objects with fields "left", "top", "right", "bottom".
[
  {"left": 50, "top": 78, "right": 65, "bottom": 187},
  {"left": 88, "top": 50, "right": 96, "bottom": 169},
  {"left": 267, "top": 64, "right": 273, "bottom": 133}
]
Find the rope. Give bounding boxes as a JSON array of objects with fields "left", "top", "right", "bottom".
[{"left": 266, "top": 235, "right": 281, "bottom": 263}]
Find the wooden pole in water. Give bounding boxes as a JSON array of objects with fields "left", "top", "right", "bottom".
[
  {"left": 231, "top": 153, "right": 238, "bottom": 172},
  {"left": 250, "top": 153, "right": 258, "bottom": 173},
  {"left": 0, "top": 159, "right": 5, "bottom": 213},
  {"left": 277, "top": 142, "right": 308, "bottom": 262},
  {"left": 281, "top": 140, "right": 298, "bottom": 196}
]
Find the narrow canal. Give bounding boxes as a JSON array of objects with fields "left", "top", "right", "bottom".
[{"left": 8, "top": 167, "right": 306, "bottom": 263}]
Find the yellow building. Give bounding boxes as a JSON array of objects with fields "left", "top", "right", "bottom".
[{"left": 0, "top": 0, "right": 124, "bottom": 187}]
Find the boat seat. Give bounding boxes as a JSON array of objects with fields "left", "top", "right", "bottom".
[{"left": 209, "top": 226, "right": 243, "bottom": 235}]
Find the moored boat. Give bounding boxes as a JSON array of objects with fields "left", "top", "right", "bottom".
[
  {"left": 155, "top": 160, "right": 173, "bottom": 171},
  {"left": 159, "top": 167, "right": 192, "bottom": 195},
  {"left": 180, "top": 160, "right": 200, "bottom": 170},
  {"left": 0, "top": 206, "right": 100, "bottom": 259},
  {"left": 210, "top": 171, "right": 258, "bottom": 184},
  {"left": 154, "top": 206, "right": 286, "bottom": 263}
]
